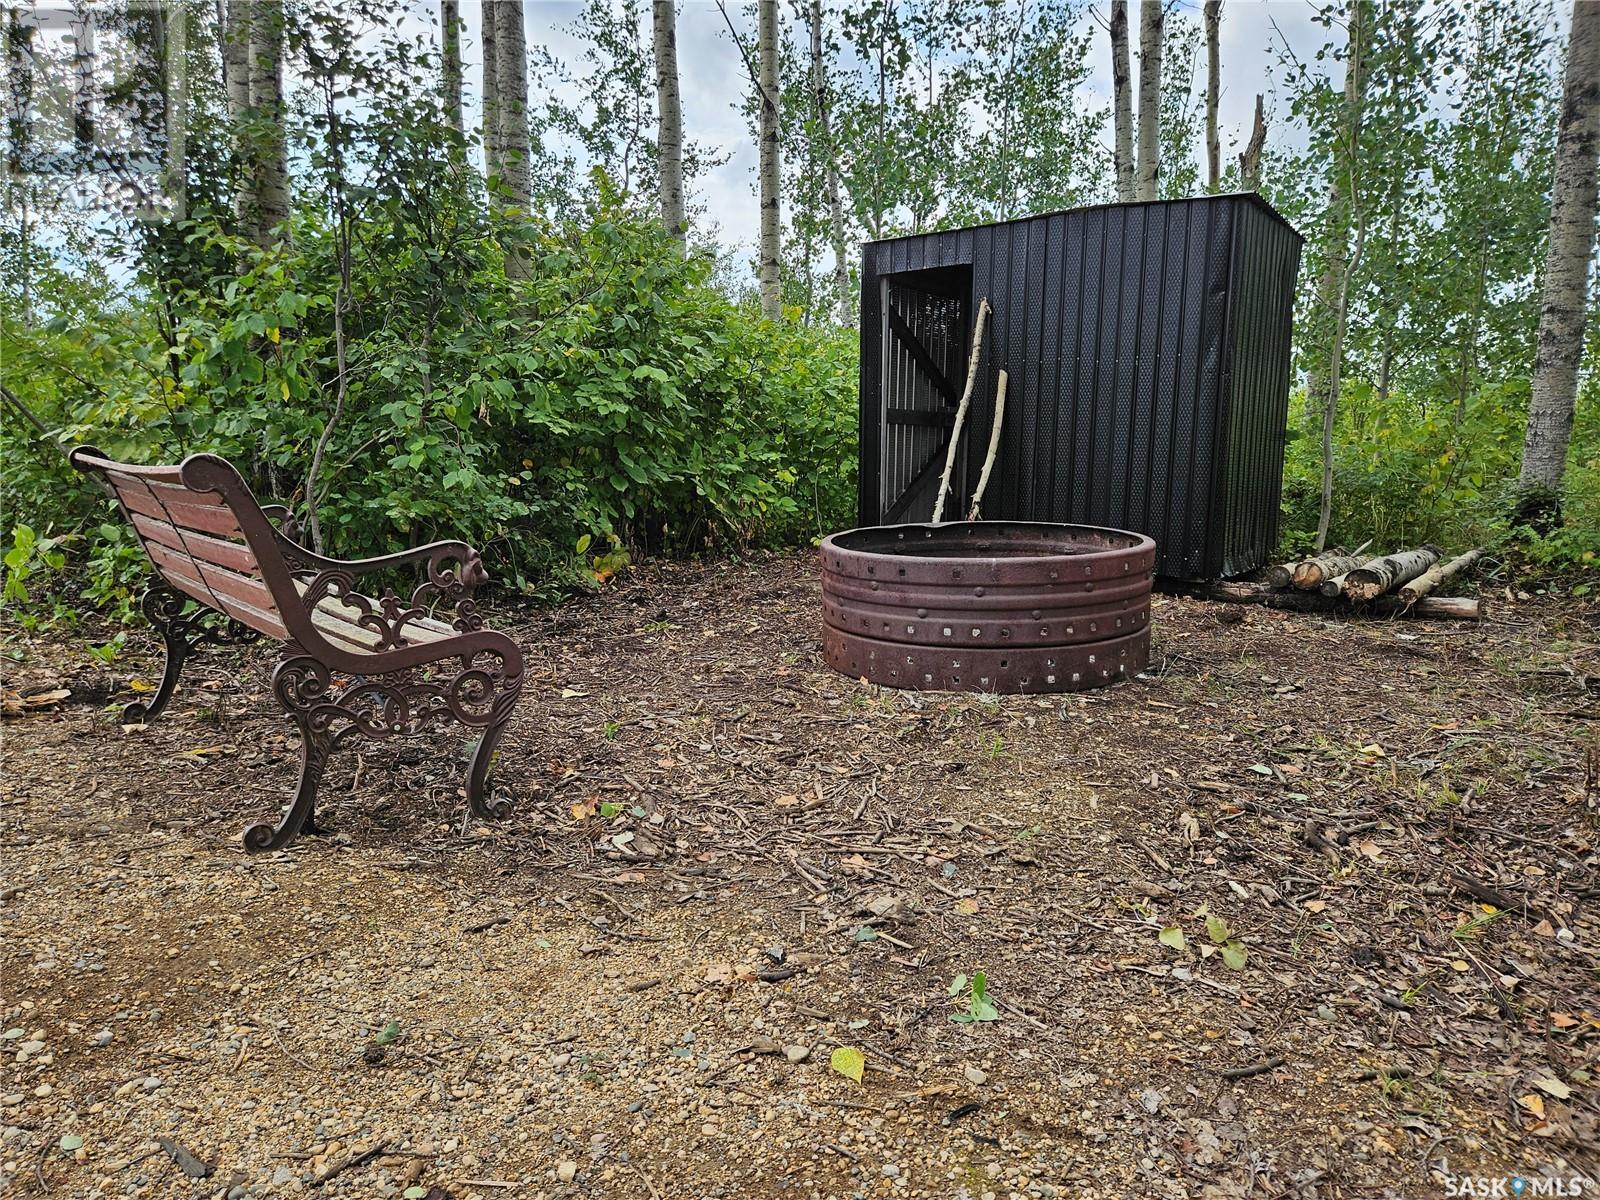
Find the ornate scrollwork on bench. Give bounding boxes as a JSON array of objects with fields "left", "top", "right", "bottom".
[{"left": 69, "top": 446, "right": 528, "bottom": 853}]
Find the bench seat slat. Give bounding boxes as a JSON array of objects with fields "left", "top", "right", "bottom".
[
  {"left": 105, "top": 469, "right": 228, "bottom": 506},
  {"left": 116, "top": 483, "right": 245, "bottom": 539},
  {"left": 129, "top": 512, "right": 259, "bottom": 574},
  {"left": 144, "top": 543, "right": 288, "bottom": 639}
]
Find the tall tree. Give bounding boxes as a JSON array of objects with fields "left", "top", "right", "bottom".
[
  {"left": 1238, "top": 94, "right": 1265, "bottom": 189},
  {"left": 809, "top": 0, "right": 851, "bottom": 322},
  {"left": 757, "top": 0, "right": 781, "bottom": 319},
  {"left": 652, "top": 0, "right": 685, "bottom": 242},
  {"left": 1110, "top": 0, "right": 1135, "bottom": 201},
  {"left": 247, "top": 1, "right": 289, "bottom": 248},
  {"left": 1134, "top": 0, "right": 1163, "bottom": 201},
  {"left": 1517, "top": 0, "right": 1600, "bottom": 520},
  {"left": 441, "top": 0, "right": 463, "bottom": 137},
  {"left": 494, "top": 0, "right": 531, "bottom": 211},
  {"left": 481, "top": 0, "right": 501, "bottom": 182},
  {"left": 1310, "top": 0, "right": 1369, "bottom": 551},
  {"left": 1203, "top": 0, "right": 1220, "bottom": 192}
]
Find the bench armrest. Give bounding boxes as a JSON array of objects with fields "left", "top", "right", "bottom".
[{"left": 266, "top": 513, "right": 491, "bottom": 626}]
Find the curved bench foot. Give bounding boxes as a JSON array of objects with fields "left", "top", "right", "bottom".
[
  {"left": 465, "top": 716, "right": 515, "bottom": 821},
  {"left": 244, "top": 721, "right": 331, "bottom": 853},
  {"left": 125, "top": 583, "right": 262, "bottom": 725}
]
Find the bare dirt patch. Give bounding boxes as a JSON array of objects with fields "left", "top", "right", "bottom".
[{"left": 2, "top": 553, "right": 1597, "bottom": 1199}]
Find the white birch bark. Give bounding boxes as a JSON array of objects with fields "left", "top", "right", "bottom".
[
  {"left": 441, "top": 0, "right": 464, "bottom": 138},
  {"left": 653, "top": 0, "right": 685, "bottom": 242},
  {"left": 1110, "top": 0, "right": 1134, "bottom": 202},
  {"left": 493, "top": 0, "right": 532, "bottom": 212},
  {"left": 480, "top": 0, "right": 501, "bottom": 184},
  {"left": 1517, "top": 0, "right": 1600, "bottom": 514},
  {"left": 1204, "top": 0, "right": 1221, "bottom": 192},
  {"left": 1134, "top": 0, "right": 1163, "bottom": 202},
  {"left": 247, "top": 1, "right": 289, "bottom": 248},
  {"left": 810, "top": 0, "right": 852, "bottom": 323},
  {"left": 757, "top": 0, "right": 782, "bottom": 320}
]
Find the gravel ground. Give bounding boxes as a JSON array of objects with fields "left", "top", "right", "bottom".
[{"left": 2, "top": 553, "right": 1597, "bottom": 1200}]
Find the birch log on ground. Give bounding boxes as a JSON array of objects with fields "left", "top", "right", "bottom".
[
  {"left": 1194, "top": 582, "right": 1479, "bottom": 621},
  {"left": 1397, "top": 548, "right": 1483, "bottom": 607},
  {"left": 1343, "top": 545, "right": 1442, "bottom": 602},
  {"left": 1292, "top": 548, "right": 1367, "bottom": 590},
  {"left": 1263, "top": 559, "right": 1296, "bottom": 589},
  {"left": 1320, "top": 563, "right": 1370, "bottom": 597},
  {"left": 931, "top": 297, "right": 992, "bottom": 523}
]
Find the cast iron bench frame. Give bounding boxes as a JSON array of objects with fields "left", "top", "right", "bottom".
[{"left": 70, "top": 446, "right": 525, "bottom": 851}]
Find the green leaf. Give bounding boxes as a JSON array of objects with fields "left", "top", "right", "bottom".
[
  {"left": 830, "top": 1046, "right": 865, "bottom": 1083},
  {"left": 1159, "top": 925, "right": 1186, "bottom": 951},
  {"left": 1205, "top": 914, "right": 1232, "bottom": 944},
  {"left": 59, "top": 1135, "right": 84, "bottom": 1152},
  {"left": 404, "top": 1188, "right": 428, "bottom": 1199},
  {"left": 852, "top": 925, "right": 878, "bottom": 942},
  {"left": 948, "top": 973, "right": 968, "bottom": 997},
  {"left": 1220, "top": 941, "right": 1249, "bottom": 970},
  {"left": 599, "top": 801, "right": 621, "bottom": 818},
  {"left": 374, "top": 1020, "right": 401, "bottom": 1046}
]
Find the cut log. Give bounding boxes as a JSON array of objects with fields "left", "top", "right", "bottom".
[
  {"left": 1342, "top": 545, "right": 1441, "bottom": 603},
  {"left": 1292, "top": 550, "right": 1365, "bottom": 590},
  {"left": 1187, "top": 581, "right": 1479, "bottom": 621},
  {"left": 1319, "top": 565, "right": 1366, "bottom": 597},
  {"left": 1263, "top": 560, "right": 1296, "bottom": 589},
  {"left": 1397, "top": 547, "right": 1483, "bottom": 607}
]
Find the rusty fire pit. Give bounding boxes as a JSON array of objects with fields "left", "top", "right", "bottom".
[{"left": 820, "top": 522, "right": 1156, "bottom": 694}]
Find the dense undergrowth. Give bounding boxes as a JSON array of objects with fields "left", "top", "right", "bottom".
[{"left": 2, "top": 197, "right": 858, "bottom": 624}]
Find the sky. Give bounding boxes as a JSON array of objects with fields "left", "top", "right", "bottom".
[{"left": 433, "top": 0, "right": 1340, "bottom": 255}]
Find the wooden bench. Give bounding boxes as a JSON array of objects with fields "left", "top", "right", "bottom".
[{"left": 70, "top": 447, "right": 525, "bottom": 851}]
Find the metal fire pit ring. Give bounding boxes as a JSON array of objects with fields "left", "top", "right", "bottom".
[{"left": 820, "top": 522, "right": 1156, "bottom": 694}]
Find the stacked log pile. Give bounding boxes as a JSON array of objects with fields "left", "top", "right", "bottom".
[{"left": 1191, "top": 544, "right": 1486, "bottom": 621}]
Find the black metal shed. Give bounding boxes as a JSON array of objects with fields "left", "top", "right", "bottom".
[{"left": 857, "top": 193, "right": 1303, "bottom": 580}]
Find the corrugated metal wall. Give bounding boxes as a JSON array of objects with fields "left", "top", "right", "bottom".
[{"left": 858, "top": 194, "right": 1302, "bottom": 580}]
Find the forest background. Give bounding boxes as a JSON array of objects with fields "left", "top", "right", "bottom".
[{"left": 2, "top": 0, "right": 1596, "bottom": 620}]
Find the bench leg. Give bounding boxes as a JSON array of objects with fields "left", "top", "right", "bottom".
[
  {"left": 243, "top": 716, "right": 331, "bottom": 853},
  {"left": 464, "top": 711, "right": 514, "bottom": 821},
  {"left": 124, "top": 587, "right": 192, "bottom": 724},
  {"left": 125, "top": 583, "right": 262, "bottom": 724}
]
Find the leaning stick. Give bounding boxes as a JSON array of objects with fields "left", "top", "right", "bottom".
[
  {"left": 966, "top": 369, "right": 1009, "bottom": 521},
  {"left": 930, "top": 296, "right": 992, "bottom": 523}
]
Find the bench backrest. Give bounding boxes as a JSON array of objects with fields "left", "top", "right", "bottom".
[{"left": 70, "top": 448, "right": 297, "bottom": 641}]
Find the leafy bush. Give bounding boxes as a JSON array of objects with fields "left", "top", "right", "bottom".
[{"left": 1, "top": 202, "right": 858, "bottom": 621}]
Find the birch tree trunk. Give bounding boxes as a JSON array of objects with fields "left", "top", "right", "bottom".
[
  {"left": 1110, "top": 0, "right": 1135, "bottom": 202},
  {"left": 441, "top": 0, "right": 464, "bottom": 138},
  {"left": 494, "top": 0, "right": 531, "bottom": 211},
  {"left": 757, "top": 0, "right": 782, "bottom": 321},
  {"left": 481, "top": 0, "right": 501, "bottom": 184},
  {"left": 1203, "top": 0, "right": 1221, "bottom": 192},
  {"left": 1134, "top": 0, "right": 1163, "bottom": 202},
  {"left": 223, "top": 0, "right": 252, "bottom": 230},
  {"left": 247, "top": 1, "right": 289, "bottom": 248},
  {"left": 1239, "top": 93, "right": 1266, "bottom": 190},
  {"left": 1310, "top": 0, "right": 1368, "bottom": 552},
  {"left": 810, "top": 0, "right": 852, "bottom": 323},
  {"left": 1516, "top": 0, "right": 1600, "bottom": 523},
  {"left": 653, "top": 0, "right": 685, "bottom": 243}
]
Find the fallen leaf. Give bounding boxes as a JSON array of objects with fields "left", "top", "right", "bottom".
[
  {"left": 954, "top": 897, "right": 979, "bottom": 915},
  {"left": 1158, "top": 925, "right": 1186, "bottom": 951},
  {"left": 830, "top": 1046, "right": 865, "bottom": 1083},
  {"left": 1531, "top": 1077, "right": 1572, "bottom": 1100},
  {"left": 1518, "top": 1093, "right": 1546, "bottom": 1119},
  {"left": 1303, "top": 900, "right": 1327, "bottom": 913}
]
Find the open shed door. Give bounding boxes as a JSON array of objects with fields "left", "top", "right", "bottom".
[{"left": 872, "top": 267, "right": 971, "bottom": 524}]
